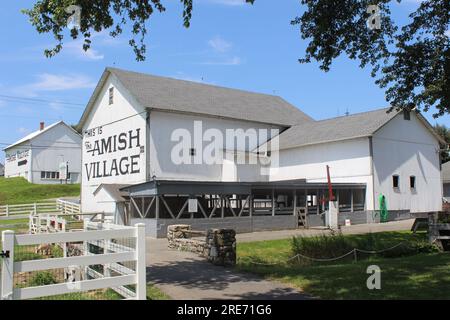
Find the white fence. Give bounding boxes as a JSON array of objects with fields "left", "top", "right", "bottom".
[
  {"left": 1, "top": 222, "right": 146, "bottom": 300},
  {"left": 0, "top": 199, "right": 80, "bottom": 218}
]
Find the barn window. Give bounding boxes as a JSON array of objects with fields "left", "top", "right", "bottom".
[
  {"left": 410, "top": 176, "right": 416, "bottom": 189},
  {"left": 41, "top": 171, "right": 46, "bottom": 179},
  {"left": 109, "top": 87, "right": 114, "bottom": 105},
  {"left": 46, "top": 172, "right": 51, "bottom": 179},
  {"left": 393, "top": 175, "right": 400, "bottom": 189},
  {"left": 403, "top": 110, "right": 411, "bottom": 120},
  {"left": 189, "top": 148, "right": 196, "bottom": 156},
  {"left": 51, "top": 172, "right": 56, "bottom": 179}
]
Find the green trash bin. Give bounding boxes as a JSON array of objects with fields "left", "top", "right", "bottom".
[{"left": 379, "top": 194, "right": 388, "bottom": 223}]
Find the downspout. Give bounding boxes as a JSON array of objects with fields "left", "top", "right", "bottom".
[
  {"left": 369, "top": 136, "right": 376, "bottom": 213},
  {"left": 146, "top": 110, "right": 151, "bottom": 181},
  {"left": 28, "top": 144, "right": 33, "bottom": 183}
]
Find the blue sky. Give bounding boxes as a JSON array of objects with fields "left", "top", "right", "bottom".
[{"left": 0, "top": 0, "right": 448, "bottom": 163}]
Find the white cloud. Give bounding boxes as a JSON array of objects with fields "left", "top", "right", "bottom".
[
  {"left": 17, "top": 127, "right": 31, "bottom": 134},
  {"left": 201, "top": 56, "right": 242, "bottom": 66},
  {"left": 18, "top": 73, "right": 96, "bottom": 96},
  {"left": 208, "top": 36, "right": 233, "bottom": 53},
  {"left": 64, "top": 40, "right": 104, "bottom": 61}
]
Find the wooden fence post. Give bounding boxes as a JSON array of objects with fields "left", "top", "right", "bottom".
[
  {"left": 135, "top": 223, "right": 146, "bottom": 300},
  {"left": 5, "top": 205, "right": 9, "bottom": 217},
  {"left": 1, "top": 230, "right": 15, "bottom": 300}
]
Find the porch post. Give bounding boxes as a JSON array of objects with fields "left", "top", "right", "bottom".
[
  {"left": 305, "top": 189, "right": 308, "bottom": 215},
  {"left": 293, "top": 189, "right": 297, "bottom": 216},
  {"left": 351, "top": 190, "right": 354, "bottom": 213},
  {"left": 271, "top": 189, "right": 275, "bottom": 216},
  {"left": 316, "top": 189, "right": 320, "bottom": 214},
  {"left": 155, "top": 196, "right": 160, "bottom": 219}
]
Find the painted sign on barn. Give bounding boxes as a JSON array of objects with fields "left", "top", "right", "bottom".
[{"left": 83, "top": 127, "right": 143, "bottom": 181}]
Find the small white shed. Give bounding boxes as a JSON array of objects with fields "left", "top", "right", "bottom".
[{"left": 3, "top": 121, "right": 82, "bottom": 184}]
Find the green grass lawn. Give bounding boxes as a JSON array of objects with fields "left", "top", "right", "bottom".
[
  {"left": 0, "top": 177, "right": 80, "bottom": 205},
  {"left": 0, "top": 218, "right": 29, "bottom": 235},
  {"left": 147, "top": 284, "right": 171, "bottom": 300},
  {"left": 237, "top": 232, "right": 450, "bottom": 299}
]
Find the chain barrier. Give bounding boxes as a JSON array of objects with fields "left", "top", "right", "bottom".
[{"left": 244, "top": 241, "right": 408, "bottom": 266}]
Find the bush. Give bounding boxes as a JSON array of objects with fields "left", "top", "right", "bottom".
[
  {"left": 290, "top": 232, "right": 439, "bottom": 265},
  {"left": 291, "top": 231, "right": 354, "bottom": 264},
  {"left": 28, "top": 271, "right": 57, "bottom": 287}
]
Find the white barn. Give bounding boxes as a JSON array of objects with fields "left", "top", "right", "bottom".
[
  {"left": 443, "top": 162, "right": 450, "bottom": 199},
  {"left": 3, "top": 121, "right": 82, "bottom": 184},
  {"left": 77, "top": 68, "right": 444, "bottom": 237}
]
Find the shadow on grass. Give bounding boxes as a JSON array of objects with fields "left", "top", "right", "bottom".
[{"left": 237, "top": 253, "right": 450, "bottom": 300}]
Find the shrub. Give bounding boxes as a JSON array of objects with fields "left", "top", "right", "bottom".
[
  {"left": 28, "top": 271, "right": 57, "bottom": 287},
  {"left": 291, "top": 232, "right": 354, "bottom": 264},
  {"left": 290, "top": 232, "right": 439, "bottom": 265}
]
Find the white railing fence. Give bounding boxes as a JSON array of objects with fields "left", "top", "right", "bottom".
[
  {"left": 1, "top": 222, "right": 146, "bottom": 300},
  {"left": 0, "top": 199, "right": 80, "bottom": 218}
]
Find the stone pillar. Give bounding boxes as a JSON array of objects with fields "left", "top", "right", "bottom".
[{"left": 206, "top": 228, "right": 236, "bottom": 266}]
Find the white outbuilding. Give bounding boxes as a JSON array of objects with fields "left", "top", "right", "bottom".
[
  {"left": 76, "top": 67, "right": 445, "bottom": 237},
  {"left": 3, "top": 121, "right": 82, "bottom": 184}
]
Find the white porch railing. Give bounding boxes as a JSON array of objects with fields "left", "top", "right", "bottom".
[{"left": 1, "top": 222, "right": 146, "bottom": 300}]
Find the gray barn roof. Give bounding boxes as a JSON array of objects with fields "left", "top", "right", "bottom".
[
  {"left": 277, "top": 108, "right": 397, "bottom": 149},
  {"left": 78, "top": 68, "right": 313, "bottom": 129},
  {"left": 277, "top": 108, "right": 444, "bottom": 150}
]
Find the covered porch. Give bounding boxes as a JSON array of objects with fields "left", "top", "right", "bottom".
[{"left": 120, "top": 179, "right": 367, "bottom": 238}]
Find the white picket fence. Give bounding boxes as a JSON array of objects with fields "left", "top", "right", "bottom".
[
  {"left": 0, "top": 222, "right": 146, "bottom": 300},
  {"left": 0, "top": 199, "right": 80, "bottom": 218}
]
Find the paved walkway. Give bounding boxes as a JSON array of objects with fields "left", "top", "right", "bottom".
[
  {"left": 146, "top": 238, "right": 310, "bottom": 300},
  {"left": 146, "top": 219, "right": 415, "bottom": 300}
]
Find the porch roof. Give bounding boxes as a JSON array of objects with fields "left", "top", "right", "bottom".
[{"left": 120, "top": 179, "right": 366, "bottom": 197}]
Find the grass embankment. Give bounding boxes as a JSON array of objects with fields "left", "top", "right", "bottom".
[
  {"left": 237, "top": 231, "right": 450, "bottom": 299},
  {"left": 0, "top": 177, "right": 80, "bottom": 205}
]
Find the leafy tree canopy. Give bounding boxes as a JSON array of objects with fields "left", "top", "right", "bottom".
[
  {"left": 23, "top": 0, "right": 449, "bottom": 117},
  {"left": 435, "top": 124, "right": 450, "bottom": 163}
]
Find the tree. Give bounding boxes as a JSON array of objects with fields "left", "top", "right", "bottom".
[
  {"left": 435, "top": 124, "right": 450, "bottom": 163},
  {"left": 23, "top": 0, "right": 449, "bottom": 117}
]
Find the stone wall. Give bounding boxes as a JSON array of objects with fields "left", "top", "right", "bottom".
[{"left": 167, "top": 224, "right": 237, "bottom": 266}]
